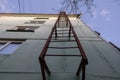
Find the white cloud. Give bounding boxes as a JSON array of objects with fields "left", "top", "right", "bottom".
[
  {"left": 100, "top": 9, "right": 111, "bottom": 21},
  {"left": 100, "top": 9, "right": 110, "bottom": 16}
]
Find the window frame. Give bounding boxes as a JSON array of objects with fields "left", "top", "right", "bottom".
[
  {"left": 25, "top": 20, "right": 46, "bottom": 24},
  {"left": 6, "top": 26, "right": 40, "bottom": 32},
  {"left": 0, "top": 40, "right": 24, "bottom": 55}
]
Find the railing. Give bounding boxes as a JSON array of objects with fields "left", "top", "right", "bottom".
[{"left": 39, "top": 11, "right": 88, "bottom": 80}]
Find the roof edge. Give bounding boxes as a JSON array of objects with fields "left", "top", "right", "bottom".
[{"left": 0, "top": 13, "right": 80, "bottom": 18}]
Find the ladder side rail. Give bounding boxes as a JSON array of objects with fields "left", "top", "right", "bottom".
[
  {"left": 63, "top": 12, "right": 73, "bottom": 39},
  {"left": 71, "top": 27, "right": 88, "bottom": 80},
  {"left": 62, "top": 12, "right": 88, "bottom": 64},
  {"left": 71, "top": 27, "right": 88, "bottom": 64},
  {"left": 39, "top": 27, "right": 55, "bottom": 58}
]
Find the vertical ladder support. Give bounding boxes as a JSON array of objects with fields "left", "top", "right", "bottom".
[
  {"left": 68, "top": 26, "right": 72, "bottom": 40},
  {"left": 82, "top": 60, "right": 86, "bottom": 80},
  {"left": 76, "top": 58, "right": 86, "bottom": 80},
  {"left": 76, "top": 59, "right": 83, "bottom": 75},
  {"left": 39, "top": 58, "right": 46, "bottom": 80},
  {"left": 54, "top": 26, "right": 57, "bottom": 40}
]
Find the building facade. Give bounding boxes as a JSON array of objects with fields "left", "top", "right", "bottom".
[{"left": 0, "top": 13, "right": 120, "bottom": 80}]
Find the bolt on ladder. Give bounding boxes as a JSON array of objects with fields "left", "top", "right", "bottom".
[{"left": 39, "top": 11, "right": 88, "bottom": 80}]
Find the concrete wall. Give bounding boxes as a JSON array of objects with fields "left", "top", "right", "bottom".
[{"left": 0, "top": 16, "right": 57, "bottom": 80}]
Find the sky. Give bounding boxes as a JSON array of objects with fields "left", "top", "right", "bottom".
[
  {"left": 81, "top": 0, "right": 120, "bottom": 48},
  {"left": 0, "top": 0, "right": 120, "bottom": 48}
]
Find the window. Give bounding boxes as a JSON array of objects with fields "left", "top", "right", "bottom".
[
  {"left": 7, "top": 26, "right": 39, "bottom": 32},
  {"left": 0, "top": 40, "right": 24, "bottom": 54},
  {"left": 25, "top": 20, "right": 46, "bottom": 24}
]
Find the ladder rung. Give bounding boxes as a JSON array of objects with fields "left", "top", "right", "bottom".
[
  {"left": 51, "top": 39, "right": 75, "bottom": 41},
  {"left": 57, "top": 30, "right": 69, "bottom": 31},
  {"left": 51, "top": 40, "right": 76, "bottom": 42},
  {"left": 46, "top": 54, "right": 81, "bottom": 57},
  {"left": 59, "top": 20, "right": 66, "bottom": 23},
  {"left": 52, "top": 36, "right": 74, "bottom": 38},
  {"left": 57, "top": 27, "right": 69, "bottom": 28},
  {"left": 53, "top": 32, "right": 69, "bottom": 34},
  {"left": 48, "top": 46, "right": 78, "bottom": 49}
]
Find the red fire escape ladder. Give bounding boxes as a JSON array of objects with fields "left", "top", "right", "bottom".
[{"left": 39, "top": 11, "right": 88, "bottom": 80}]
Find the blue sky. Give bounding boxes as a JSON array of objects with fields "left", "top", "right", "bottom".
[
  {"left": 81, "top": 0, "right": 120, "bottom": 47},
  {"left": 0, "top": 0, "right": 120, "bottom": 47}
]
